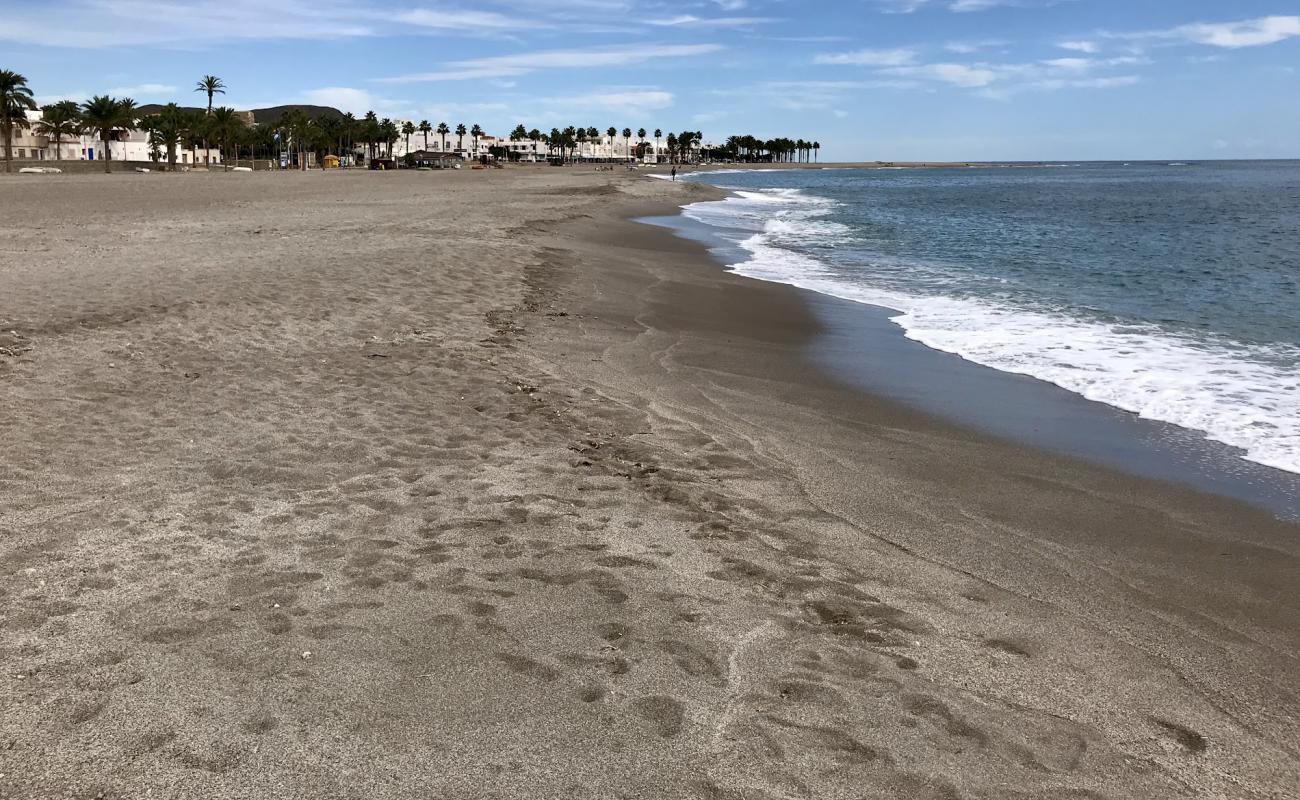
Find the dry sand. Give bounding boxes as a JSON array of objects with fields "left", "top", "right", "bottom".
[{"left": 1, "top": 168, "right": 1297, "bottom": 799}]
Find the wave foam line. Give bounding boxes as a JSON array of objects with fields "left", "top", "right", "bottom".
[{"left": 682, "top": 188, "right": 1300, "bottom": 475}]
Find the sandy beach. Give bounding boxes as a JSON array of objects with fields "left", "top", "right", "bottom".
[{"left": 1, "top": 168, "right": 1297, "bottom": 799}]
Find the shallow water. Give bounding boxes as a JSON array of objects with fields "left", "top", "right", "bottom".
[{"left": 677, "top": 163, "right": 1300, "bottom": 477}]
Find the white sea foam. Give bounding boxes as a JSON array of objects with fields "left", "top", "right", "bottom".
[{"left": 682, "top": 188, "right": 1300, "bottom": 475}]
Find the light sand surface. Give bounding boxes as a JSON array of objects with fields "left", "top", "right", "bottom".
[{"left": 1, "top": 169, "right": 1297, "bottom": 799}]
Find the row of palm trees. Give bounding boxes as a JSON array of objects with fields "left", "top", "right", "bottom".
[
  {"left": 718, "top": 135, "right": 822, "bottom": 164},
  {"left": 0, "top": 70, "right": 244, "bottom": 173},
  {"left": 503, "top": 125, "right": 706, "bottom": 164},
  {"left": 4, "top": 69, "right": 826, "bottom": 173}
]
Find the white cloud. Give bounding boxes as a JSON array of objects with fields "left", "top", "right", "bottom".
[
  {"left": 883, "top": 56, "right": 1142, "bottom": 94},
  {"left": 648, "top": 15, "right": 775, "bottom": 28},
  {"left": 395, "top": 9, "right": 526, "bottom": 30},
  {"left": 0, "top": 0, "right": 375, "bottom": 47},
  {"left": 107, "top": 83, "right": 177, "bottom": 97},
  {"left": 1059, "top": 40, "right": 1098, "bottom": 53},
  {"left": 872, "top": 0, "right": 1056, "bottom": 12},
  {"left": 945, "top": 39, "right": 1009, "bottom": 54},
  {"left": 1172, "top": 15, "right": 1300, "bottom": 48},
  {"left": 378, "top": 43, "right": 725, "bottom": 83},
  {"left": 455, "top": 43, "right": 724, "bottom": 70},
  {"left": 885, "top": 63, "right": 999, "bottom": 87},
  {"left": 554, "top": 90, "right": 675, "bottom": 111},
  {"left": 814, "top": 47, "right": 918, "bottom": 66},
  {"left": 375, "top": 67, "right": 532, "bottom": 83},
  {"left": 1107, "top": 15, "right": 1300, "bottom": 49}
]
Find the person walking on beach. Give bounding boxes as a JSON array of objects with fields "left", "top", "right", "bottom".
[{"left": 671, "top": 166, "right": 677, "bottom": 181}]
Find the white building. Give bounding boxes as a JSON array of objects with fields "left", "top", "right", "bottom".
[{"left": 7, "top": 110, "right": 220, "bottom": 165}]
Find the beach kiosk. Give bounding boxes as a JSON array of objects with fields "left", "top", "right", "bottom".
[{"left": 322, "top": 154, "right": 340, "bottom": 169}]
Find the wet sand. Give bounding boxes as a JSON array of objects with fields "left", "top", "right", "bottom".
[{"left": 1, "top": 168, "right": 1297, "bottom": 799}]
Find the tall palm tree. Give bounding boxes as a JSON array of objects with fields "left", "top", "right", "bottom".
[
  {"left": 653, "top": 128, "right": 662, "bottom": 164},
  {"left": 343, "top": 112, "right": 357, "bottom": 164},
  {"left": 606, "top": 127, "right": 616, "bottom": 161},
  {"left": 470, "top": 123, "right": 483, "bottom": 158},
  {"left": 528, "top": 128, "right": 541, "bottom": 161},
  {"left": 195, "top": 75, "right": 225, "bottom": 113},
  {"left": 437, "top": 121, "right": 449, "bottom": 152},
  {"left": 401, "top": 120, "right": 415, "bottom": 158},
  {"left": 418, "top": 119, "right": 431, "bottom": 152},
  {"left": 80, "top": 95, "right": 137, "bottom": 173},
  {"left": 381, "top": 118, "right": 398, "bottom": 158},
  {"left": 1, "top": 70, "right": 38, "bottom": 173},
  {"left": 34, "top": 100, "right": 81, "bottom": 161},
  {"left": 621, "top": 127, "right": 632, "bottom": 161},
  {"left": 455, "top": 123, "right": 467, "bottom": 154},
  {"left": 281, "top": 109, "right": 311, "bottom": 169},
  {"left": 813, "top": 141, "right": 820, "bottom": 163},
  {"left": 194, "top": 75, "right": 225, "bottom": 165},
  {"left": 209, "top": 107, "right": 244, "bottom": 171},
  {"left": 509, "top": 124, "right": 527, "bottom": 161}
]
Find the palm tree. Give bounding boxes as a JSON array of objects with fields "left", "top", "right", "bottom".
[
  {"left": 1, "top": 70, "right": 38, "bottom": 173},
  {"left": 622, "top": 127, "right": 632, "bottom": 161},
  {"left": 528, "top": 128, "right": 541, "bottom": 161},
  {"left": 195, "top": 75, "right": 225, "bottom": 114},
  {"left": 152, "top": 103, "right": 186, "bottom": 170},
  {"left": 437, "top": 121, "right": 449, "bottom": 152},
  {"left": 606, "top": 127, "right": 616, "bottom": 161},
  {"left": 455, "top": 123, "right": 467, "bottom": 155},
  {"left": 209, "top": 107, "right": 244, "bottom": 171},
  {"left": 379, "top": 118, "right": 398, "bottom": 159},
  {"left": 653, "top": 129, "right": 663, "bottom": 164},
  {"left": 418, "top": 119, "right": 431, "bottom": 152},
  {"left": 343, "top": 112, "right": 357, "bottom": 164},
  {"left": 80, "top": 95, "right": 137, "bottom": 173},
  {"left": 509, "top": 124, "right": 527, "bottom": 162},
  {"left": 470, "top": 123, "right": 483, "bottom": 159},
  {"left": 34, "top": 100, "right": 81, "bottom": 161},
  {"left": 194, "top": 75, "right": 225, "bottom": 165},
  {"left": 401, "top": 120, "right": 415, "bottom": 158},
  {"left": 281, "top": 109, "right": 312, "bottom": 169},
  {"left": 813, "top": 141, "right": 820, "bottom": 163}
]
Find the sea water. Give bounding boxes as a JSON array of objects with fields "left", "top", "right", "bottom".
[{"left": 678, "top": 162, "right": 1300, "bottom": 476}]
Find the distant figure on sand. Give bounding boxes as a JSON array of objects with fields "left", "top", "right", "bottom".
[{"left": 671, "top": 167, "right": 677, "bottom": 181}]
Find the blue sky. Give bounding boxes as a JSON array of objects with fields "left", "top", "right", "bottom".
[{"left": 5, "top": 1, "right": 1299, "bottom": 160}]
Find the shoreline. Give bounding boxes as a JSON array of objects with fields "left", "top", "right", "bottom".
[
  {"left": 538, "top": 176, "right": 1300, "bottom": 795},
  {"left": 640, "top": 185, "right": 1300, "bottom": 519},
  {"left": 2, "top": 169, "right": 1297, "bottom": 798}
]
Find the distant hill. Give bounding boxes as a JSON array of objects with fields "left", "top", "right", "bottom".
[
  {"left": 246, "top": 105, "right": 345, "bottom": 125},
  {"left": 134, "top": 104, "right": 344, "bottom": 125}
]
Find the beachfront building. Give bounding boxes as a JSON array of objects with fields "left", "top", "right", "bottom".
[{"left": 8, "top": 110, "right": 220, "bottom": 165}]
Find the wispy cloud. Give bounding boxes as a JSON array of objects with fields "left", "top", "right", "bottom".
[
  {"left": 872, "top": 0, "right": 1062, "bottom": 12},
  {"left": 377, "top": 43, "right": 725, "bottom": 83},
  {"left": 395, "top": 9, "right": 527, "bottom": 30},
  {"left": 0, "top": 0, "right": 374, "bottom": 47},
  {"left": 1107, "top": 15, "right": 1300, "bottom": 49},
  {"left": 1058, "top": 40, "right": 1098, "bottom": 53},
  {"left": 549, "top": 89, "right": 675, "bottom": 111},
  {"left": 814, "top": 47, "right": 918, "bottom": 66},
  {"left": 108, "top": 83, "right": 177, "bottom": 97},
  {"left": 648, "top": 15, "right": 776, "bottom": 28},
  {"left": 879, "top": 56, "right": 1142, "bottom": 95}
]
